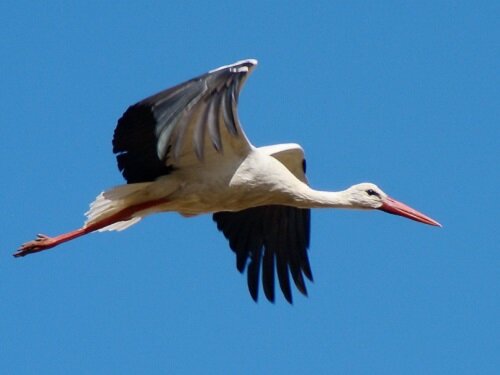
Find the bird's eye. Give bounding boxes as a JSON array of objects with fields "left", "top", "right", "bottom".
[{"left": 366, "top": 189, "right": 380, "bottom": 197}]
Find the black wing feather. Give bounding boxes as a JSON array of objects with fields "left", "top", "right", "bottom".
[
  {"left": 213, "top": 205, "right": 312, "bottom": 303},
  {"left": 247, "top": 246, "right": 262, "bottom": 302},
  {"left": 113, "top": 105, "right": 174, "bottom": 183},
  {"left": 286, "top": 207, "right": 308, "bottom": 296},
  {"left": 262, "top": 245, "right": 275, "bottom": 302},
  {"left": 272, "top": 208, "right": 293, "bottom": 304}
]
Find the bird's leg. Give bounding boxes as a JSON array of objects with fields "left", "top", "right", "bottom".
[{"left": 14, "top": 198, "right": 169, "bottom": 258}]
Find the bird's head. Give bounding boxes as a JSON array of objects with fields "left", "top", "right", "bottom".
[{"left": 346, "top": 183, "right": 441, "bottom": 227}]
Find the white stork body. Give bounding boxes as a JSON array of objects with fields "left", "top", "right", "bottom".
[
  {"left": 16, "top": 59, "right": 440, "bottom": 303},
  {"left": 86, "top": 144, "right": 309, "bottom": 229}
]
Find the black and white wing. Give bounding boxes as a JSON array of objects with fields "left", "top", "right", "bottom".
[
  {"left": 112, "top": 59, "right": 257, "bottom": 183},
  {"left": 213, "top": 145, "right": 313, "bottom": 303}
]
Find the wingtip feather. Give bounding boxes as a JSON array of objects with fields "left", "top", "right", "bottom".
[{"left": 209, "top": 59, "right": 258, "bottom": 73}]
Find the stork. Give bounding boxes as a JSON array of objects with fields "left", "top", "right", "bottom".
[{"left": 15, "top": 59, "right": 441, "bottom": 303}]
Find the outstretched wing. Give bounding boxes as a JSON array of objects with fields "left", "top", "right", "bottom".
[
  {"left": 213, "top": 145, "right": 313, "bottom": 303},
  {"left": 112, "top": 59, "right": 257, "bottom": 183}
]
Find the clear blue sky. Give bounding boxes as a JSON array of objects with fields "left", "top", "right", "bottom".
[{"left": 1, "top": 1, "right": 498, "bottom": 374}]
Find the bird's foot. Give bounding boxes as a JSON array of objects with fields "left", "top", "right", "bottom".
[{"left": 14, "top": 234, "right": 56, "bottom": 257}]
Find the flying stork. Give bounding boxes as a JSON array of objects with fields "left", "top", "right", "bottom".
[{"left": 15, "top": 59, "right": 441, "bottom": 303}]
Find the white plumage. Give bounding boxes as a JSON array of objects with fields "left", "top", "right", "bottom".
[{"left": 16, "top": 59, "right": 440, "bottom": 303}]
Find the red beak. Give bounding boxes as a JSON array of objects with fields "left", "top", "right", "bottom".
[{"left": 379, "top": 196, "right": 442, "bottom": 227}]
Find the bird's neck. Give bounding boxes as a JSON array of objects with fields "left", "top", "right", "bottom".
[{"left": 294, "top": 187, "right": 356, "bottom": 209}]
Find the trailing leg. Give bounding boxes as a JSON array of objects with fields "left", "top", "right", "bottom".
[{"left": 14, "top": 198, "right": 168, "bottom": 257}]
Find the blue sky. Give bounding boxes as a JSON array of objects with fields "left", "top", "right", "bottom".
[{"left": 1, "top": 1, "right": 498, "bottom": 374}]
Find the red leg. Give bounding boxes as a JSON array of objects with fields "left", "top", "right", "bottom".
[{"left": 14, "top": 198, "right": 168, "bottom": 258}]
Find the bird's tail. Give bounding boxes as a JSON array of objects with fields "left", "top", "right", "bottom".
[{"left": 84, "top": 183, "right": 153, "bottom": 232}]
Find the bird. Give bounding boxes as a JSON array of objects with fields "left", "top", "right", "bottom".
[{"left": 15, "top": 59, "right": 441, "bottom": 303}]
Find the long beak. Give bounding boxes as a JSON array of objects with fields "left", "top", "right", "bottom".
[{"left": 379, "top": 196, "right": 442, "bottom": 227}]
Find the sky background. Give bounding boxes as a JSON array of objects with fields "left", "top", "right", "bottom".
[{"left": 1, "top": 1, "right": 498, "bottom": 374}]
